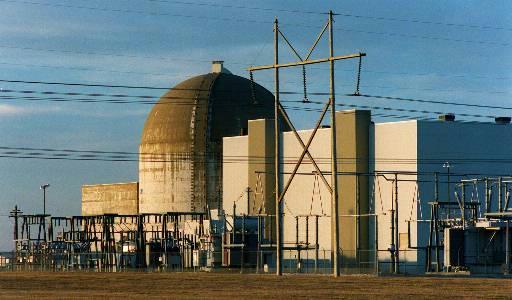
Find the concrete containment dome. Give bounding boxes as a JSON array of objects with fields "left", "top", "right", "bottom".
[{"left": 139, "top": 62, "right": 275, "bottom": 213}]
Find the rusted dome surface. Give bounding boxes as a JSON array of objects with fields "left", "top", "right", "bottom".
[
  {"left": 139, "top": 70, "right": 275, "bottom": 213},
  {"left": 141, "top": 72, "right": 274, "bottom": 147}
]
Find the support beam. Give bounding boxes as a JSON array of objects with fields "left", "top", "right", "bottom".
[
  {"left": 329, "top": 10, "right": 341, "bottom": 277},
  {"left": 248, "top": 53, "right": 366, "bottom": 71},
  {"left": 273, "top": 17, "right": 282, "bottom": 277},
  {"left": 277, "top": 101, "right": 332, "bottom": 202}
]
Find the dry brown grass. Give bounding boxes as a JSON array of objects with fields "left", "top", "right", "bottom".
[{"left": 0, "top": 272, "right": 510, "bottom": 299}]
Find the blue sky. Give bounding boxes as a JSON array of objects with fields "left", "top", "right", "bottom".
[{"left": 0, "top": 0, "right": 511, "bottom": 250}]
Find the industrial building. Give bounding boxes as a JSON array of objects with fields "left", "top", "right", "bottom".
[
  {"left": 224, "top": 112, "right": 512, "bottom": 274},
  {"left": 9, "top": 63, "right": 512, "bottom": 275}
]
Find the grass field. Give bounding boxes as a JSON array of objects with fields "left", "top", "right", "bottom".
[{"left": 0, "top": 272, "right": 511, "bottom": 299}]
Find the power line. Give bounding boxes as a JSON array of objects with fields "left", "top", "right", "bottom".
[
  {"left": 354, "top": 94, "right": 512, "bottom": 111},
  {"left": 3, "top": 87, "right": 509, "bottom": 116},
  {"left": 2, "top": 0, "right": 509, "bottom": 48},
  {"left": 1, "top": 92, "right": 510, "bottom": 123},
  {"left": 1, "top": 93, "right": 508, "bottom": 120},
  {"left": 0, "top": 61, "right": 194, "bottom": 78},
  {"left": 3, "top": 145, "right": 512, "bottom": 166},
  {"left": 140, "top": 0, "right": 512, "bottom": 32},
  {"left": 3, "top": 77, "right": 511, "bottom": 99},
  {"left": 0, "top": 79, "right": 169, "bottom": 90},
  {"left": 2, "top": 59, "right": 510, "bottom": 85},
  {"left": 0, "top": 45, "right": 247, "bottom": 66}
]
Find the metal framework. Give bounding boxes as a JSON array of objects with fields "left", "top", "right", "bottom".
[
  {"left": 426, "top": 176, "right": 512, "bottom": 274},
  {"left": 248, "top": 10, "right": 366, "bottom": 277},
  {"left": 9, "top": 211, "right": 207, "bottom": 271}
]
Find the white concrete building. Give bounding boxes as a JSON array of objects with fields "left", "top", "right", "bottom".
[{"left": 223, "top": 111, "right": 512, "bottom": 274}]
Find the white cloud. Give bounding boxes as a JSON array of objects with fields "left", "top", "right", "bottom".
[
  {"left": 0, "top": 104, "right": 23, "bottom": 115},
  {"left": 0, "top": 104, "right": 62, "bottom": 116}
]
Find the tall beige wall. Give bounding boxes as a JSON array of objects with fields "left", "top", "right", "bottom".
[
  {"left": 281, "top": 128, "right": 332, "bottom": 252},
  {"left": 336, "top": 110, "right": 371, "bottom": 264},
  {"left": 371, "top": 120, "right": 418, "bottom": 271},
  {"left": 248, "top": 119, "right": 275, "bottom": 216},
  {"left": 82, "top": 182, "right": 139, "bottom": 216},
  {"left": 222, "top": 111, "right": 372, "bottom": 260},
  {"left": 222, "top": 137, "right": 249, "bottom": 215}
]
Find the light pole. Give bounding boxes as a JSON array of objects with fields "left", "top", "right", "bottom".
[
  {"left": 40, "top": 184, "right": 50, "bottom": 216},
  {"left": 442, "top": 162, "right": 451, "bottom": 202}
]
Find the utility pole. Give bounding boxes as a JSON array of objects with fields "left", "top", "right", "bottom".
[
  {"left": 40, "top": 184, "right": 50, "bottom": 216},
  {"left": 248, "top": 11, "right": 365, "bottom": 277},
  {"left": 273, "top": 17, "right": 282, "bottom": 276},
  {"left": 328, "top": 10, "right": 341, "bottom": 278},
  {"left": 9, "top": 205, "right": 22, "bottom": 263},
  {"left": 10, "top": 205, "right": 22, "bottom": 241},
  {"left": 443, "top": 162, "right": 451, "bottom": 202}
]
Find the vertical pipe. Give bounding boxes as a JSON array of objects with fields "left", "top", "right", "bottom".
[
  {"left": 426, "top": 205, "right": 434, "bottom": 272},
  {"left": 296, "top": 216, "right": 300, "bottom": 272},
  {"left": 356, "top": 174, "right": 360, "bottom": 261},
  {"left": 499, "top": 177, "right": 503, "bottom": 212},
  {"left": 257, "top": 215, "right": 261, "bottom": 273},
  {"left": 485, "top": 178, "right": 490, "bottom": 214},
  {"left": 233, "top": 203, "right": 236, "bottom": 245},
  {"left": 390, "top": 208, "right": 395, "bottom": 273},
  {"left": 247, "top": 187, "right": 251, "bottom": 215},
  {"left": 434, "top": 205, "right": 440, "bottom": 272},
  {"left": 315, "top": 215, "right": 319, "bottom": 273},
  {"left": 328, "top": 9, "right": 340, "bottom": 278},
  {"left": 13, "top": 206, "right": 19, "bottom": 249},
  {"left": 241, "top": 214, "right": 245, "bottom": 273},
  {"left": 505, "top": 220, "right": 510, "bottom": 274},
  {"left": 374, "top": 215, "right": 379, "bottom": 274},
  {"left": 394, "top": 174, "right": 399, "bottom": 274},
  {"left": 447, "top": 166, "right": 450, "bottom": 203},
  {"left": 306, "top": 216, "right": 309, "bottom": 273},
  {"left": 274, "top": 17, "right": 282, "bottom": 277},
  {"left": 434, "top": 173, "right": 439, "bottom": 202},
  {"left": 43, "top": 188, "right": 46, "bottom": 216},
  {"left": 295, "top": 216, "right": 299, "bottom": 246},
  {"left": 305, "top": 216, "right": 309, "bottom": 248},
  {"left": 461, "top": 182, "right": 465, "bottom": 230}
]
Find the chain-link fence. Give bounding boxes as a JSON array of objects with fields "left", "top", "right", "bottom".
[
  {"left": 2, "top": 248, "right": 507, "bottom": 275},
  {"left": 0, "top": 248, "right": 423, "bottom": 274}
]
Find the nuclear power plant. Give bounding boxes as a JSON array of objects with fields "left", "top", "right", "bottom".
[
  {"left": 7, "top": 60, "right": 512, "bottom": 275},
  {"left": 5, "top": 12, "right": 512, "bottom": 277}
]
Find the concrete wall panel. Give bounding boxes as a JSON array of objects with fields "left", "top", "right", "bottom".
[{"left": 82, "top": 182, "right": 139, "bottom": 216}]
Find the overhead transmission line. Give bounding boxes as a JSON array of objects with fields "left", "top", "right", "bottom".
[
  {"left": 2, "top": 87, "right": 512, "bottom": 117},
  {"left": 3, "top": 68, "right": 510, "bottom": 95},
  {"left": 139, "top": 0, "right": 512, "bottom": 32},
  {"left": 2, "top": 77, "right": 512, "bottom": 103},
  {"left": 1, "top": 53, "right": 509, "bottom": 82},
  {"left": 2, "top": 145, "right": 512, "bottom": 167},
  {"left": 3, "top": 84, "right": 511, "bottom": 100},
  {"left": 1, "top": 0, "right": 509, "bottom": 47},
  {"left": 0, "top": 93, "right": 507, "bottom": 120},
  {"left": 0, "top": 61, "right": 195, "bottom": 79}
]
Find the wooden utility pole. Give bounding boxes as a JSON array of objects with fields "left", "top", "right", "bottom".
[
  {"left": 328, "top": 10, "right": 341, "bottom": 277},
  {"left": 273, "top": 17, "right": 282, "bottom": 276},
  {"left": 248, "top": 11, "right": 366, "bottom": 277}
]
